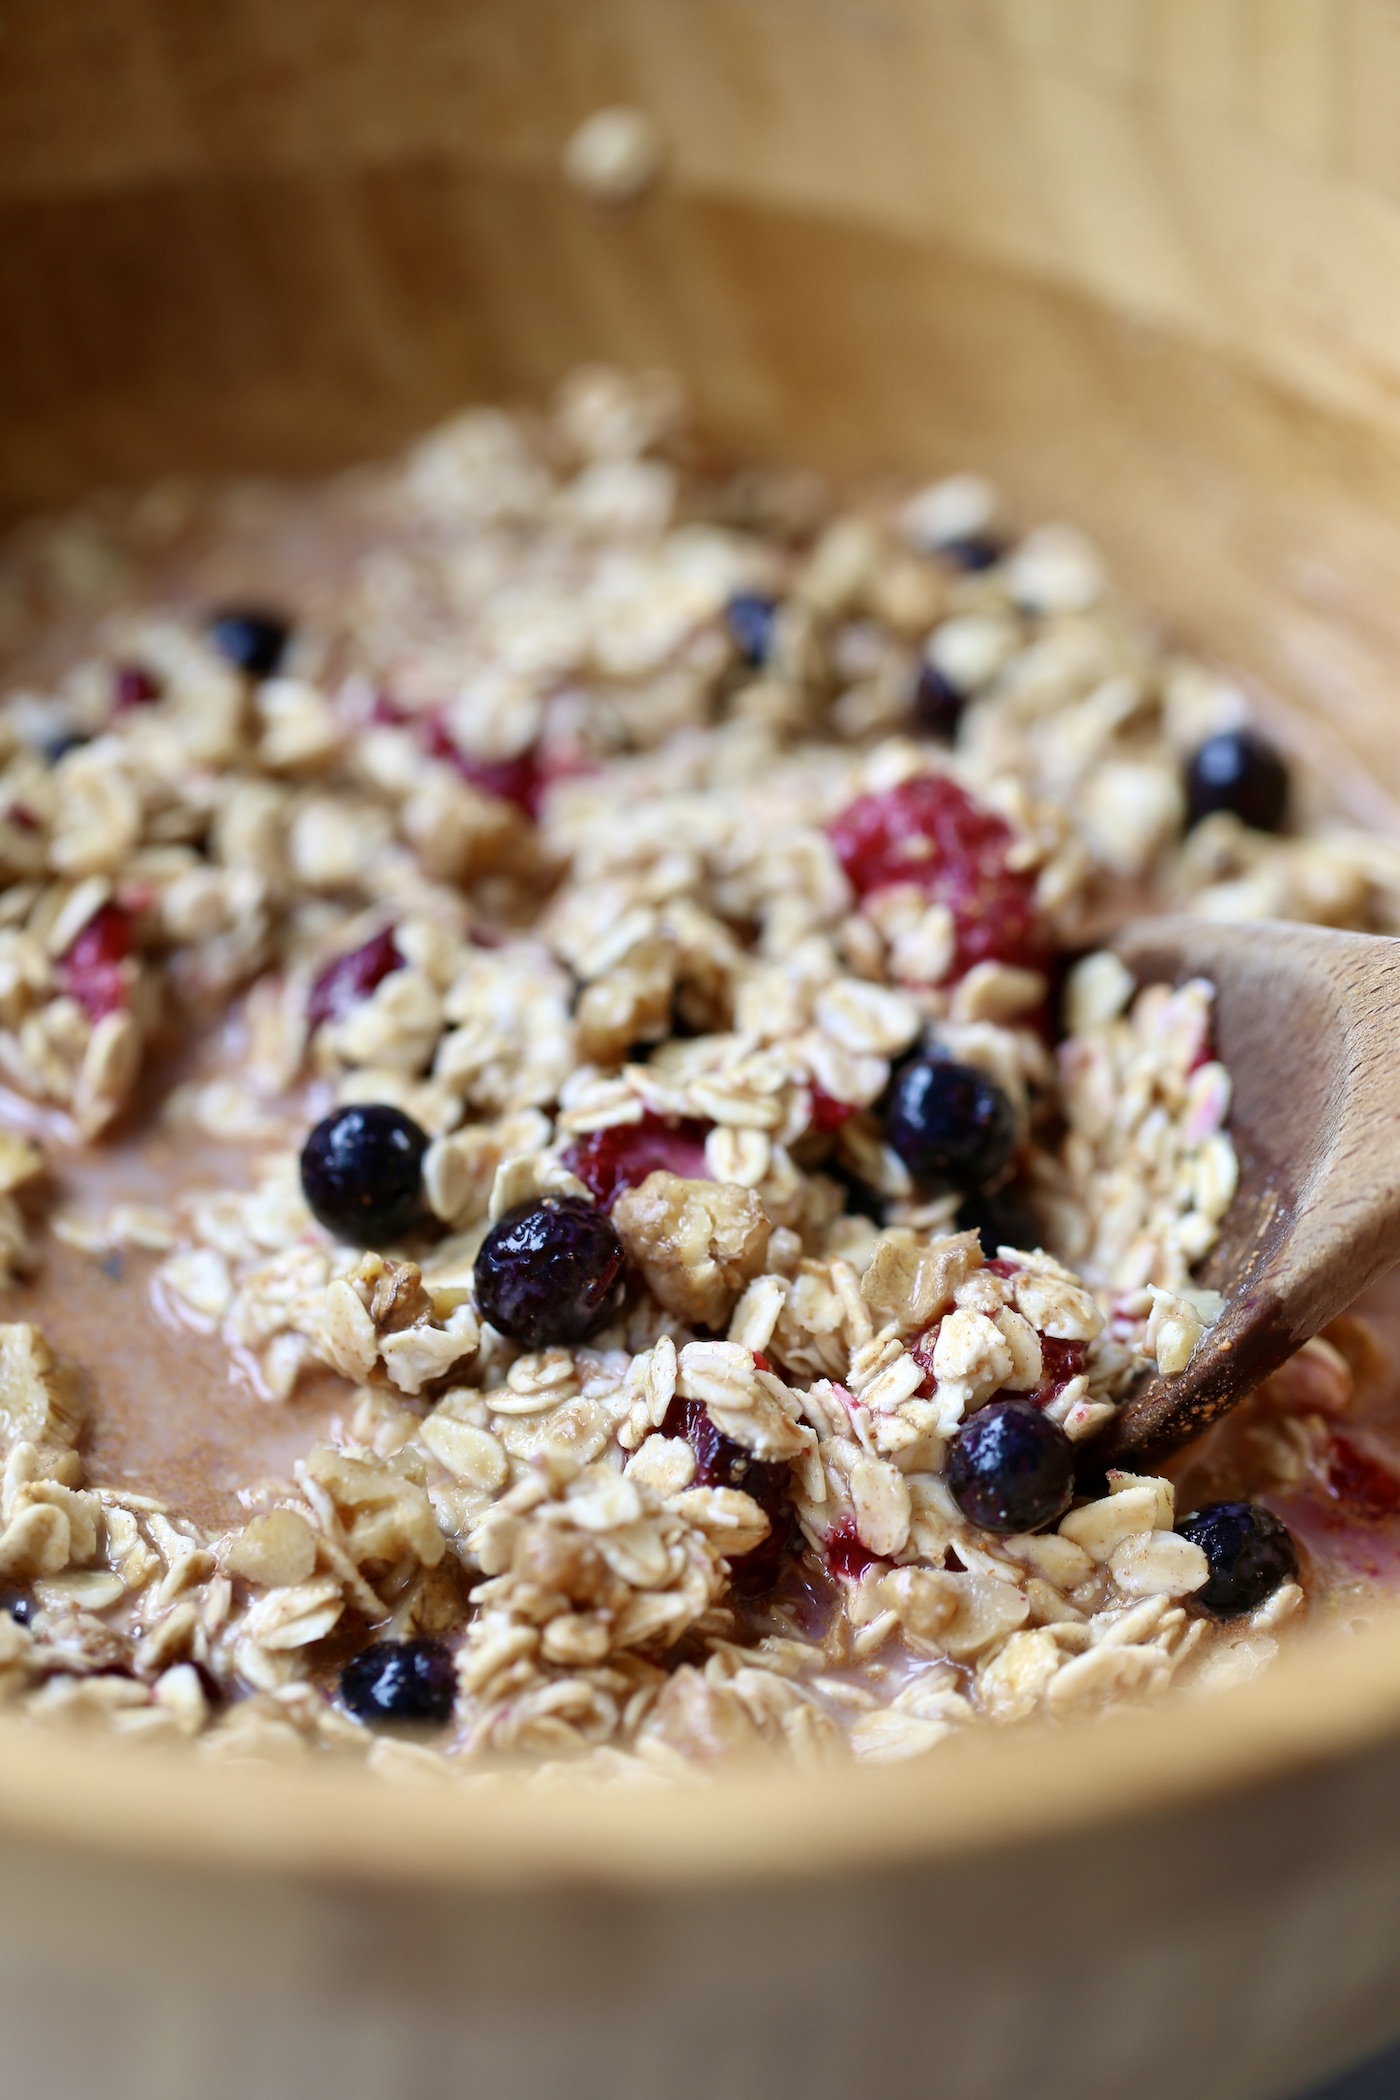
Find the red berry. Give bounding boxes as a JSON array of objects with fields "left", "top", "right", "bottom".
[
  {"left": 307, "top": 927, "right": 404, "bottom": 1034},
  {"left": 113, "top": 664, "right": 162, "bottom": 712},
  {"left": 825, "top": 1515, "right": 881, "bottom": 1582},
  {"left": 427, "top": 719, "right": 543, "bottom": 819},
  {"left": 1036, "top": 1335, "right": 1087, "bottom": 1406},
  {"left": 369, "top": 692, "right": 411, "bottom": 727},
  {"left": 58, "top": 904, "right": 133, "bottom": 1021},
  {"left": 829, "top": 775, "right": 1043, "bottom": 977},
  {"left": 1324, "top": 1434, "right": 1400, "bottom": 1523},
  {"left": 565, "top": 1111, "right": 711, "bottom": 1211},
  {"left": 660, "top": 1395, "right": 792, "bottom": 1590},
  {"left": 910, "top": 1322, "right": 941, "bottom": 1396},
  {"left": 808, "top": 1081, "right": 857, "bottom": 1133},
  {"left": 912, "top": 1316, "right": 1085, "bottom": 1409}
]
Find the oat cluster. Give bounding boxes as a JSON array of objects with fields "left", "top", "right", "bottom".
[{"left": 0, "top": 367, "right": 1350, "bottom": 1775}]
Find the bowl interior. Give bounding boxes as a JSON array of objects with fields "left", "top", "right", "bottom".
[{"left": 7, "top": 0, "right": 1400, "bottom": 1874}]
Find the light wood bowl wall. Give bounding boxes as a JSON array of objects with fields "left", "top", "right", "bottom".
[{"left": 7, "top": 7, "right": 1400, "bottom": 2098}]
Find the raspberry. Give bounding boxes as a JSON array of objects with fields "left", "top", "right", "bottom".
[
  {"left": 1036, "top": 1335, "right": 1087, "bottom": 1405},
  {"left": 660, "top": 1395, "right": 792, "bottom": 1590},
  {"left": 829, "top": 775, "right": 1043, "bottom": 976},
  {"left": 909, "top": 1322, "right": 941, "bottom": 1396},
  {"left": 912, "top": 1320, "right": 1084, "bottom": 1409},
  {"left": 1323, "top": 1434, "right": 1400, "bottom": 1523},
  {"left": 825, "top": 1515, "right": 880, "bottom": 1582},
  {"left": 807, "top": 1082, "right": 857, "bottom": 1133},
  {"left": 113, "top": 664, "right": 162, "bottom": 713},
  {"left": 426, "top": 720, "right": 543, "bottom": 818},
  {"left": 565, "top": 1111, "right": 711, "bottom": 1211},
  {"left": 306, "top": 926, "right": 404, "bottom": 1034},
  {"left": 58, "top": 904, "right": 133, "bottom": 1021}
]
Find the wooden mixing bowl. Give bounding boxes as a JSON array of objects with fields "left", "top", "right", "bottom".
[{"left": 8, "top": 7, "right": 1400, "bottom": 2096}]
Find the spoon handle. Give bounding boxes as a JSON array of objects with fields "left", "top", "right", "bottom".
[{"left": 1092, "top": 919, "right": 1400, "bottom": 1469}]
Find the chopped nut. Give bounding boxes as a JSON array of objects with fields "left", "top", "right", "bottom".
[
  {"left": 614, "top": 1172, "right": 771, "bottom": 1328},
  {"left": 861, "top": 1228, "right": 981, "bottom": 1333}
]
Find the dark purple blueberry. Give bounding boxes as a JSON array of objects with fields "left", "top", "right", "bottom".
[
  {"left": 1185, "top": 730, "right": 1289, "bottom": 834},
  {"left": 888, "top": 1057, "right": 1018, "bottom": 1196},
  {"left": 299, "top": 1103, "right": 429, "bottom": 1245},
  {"left": 725, "top": 591, "right": 778, "bottom": 667},
  {"left": 956, "top": 1184, "right": 1042, "bottom": 1257},
  {"left": 946, "top": 1398, "right": 1074, "bottom": 1534},
  {"left": 912, "top": 660, "right": 964, "bottom": 743},
  {"left": 0, "top": 1591, "right": 33, "bottom": 1626},
  {"left": 941, "top": 533, "right": 1003, "bottom": 572},
  {"left": 41, "top": 731, "right": 87, "bottom": 763},
  {"left": 473, "top": 1194, "right": 626, "bottom": 1349},
  {"left": 190, "top": 1660, "right": 224, "bottom": 1709},
  {"left": 208, "top": 607, "right": 291, "bottom": 680},
  {"left": 1176, "top": 1501, "right": 1299, "bottom": 1618},
  {"left": 341, "top": 1638, "right": 456, "bottom": 1727}
]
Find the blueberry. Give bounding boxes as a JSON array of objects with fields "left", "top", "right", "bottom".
[
  {"left": 1176, "top": 1500, "right": 1299, "bottom": 1617},
  {"left": 299, "top": 1103, "right": 429, "bottom": 1245},
  {"left": 887, "top": 1057, "right": 1018, "bottom": 1195},
  {"left": 941, "top": 533, "right": 1003, "bottom": 572},
  {"left": 341, "top": 1639, "right": 455, "bottom": 1727},
  {"left": 912, "top": 660, "right": 964, "bottom": 743},
  {"left": 956, "top": 1184, "right": 1042, "bottom": 1257},
  {"left": 40, "top": 731, "right": 87, "bottom": 764},
  {"left": 473, "top": 1194, "right": 626, "bottom": 1349},
  {"left": 725, "top": 591, "right": 778, "bottom": 666},
  {"left": 946, "top": 1398, "right": 1075, "bottom": 1534},
  {"left": 1185, "top": 730, "right": 1289, "bottom": 834},
  {"left": 0, "top": 1591, "right": 33, "bottom": 1626},
  {"left": 208, "top": 607, "right": 291, "bottom": 680}
]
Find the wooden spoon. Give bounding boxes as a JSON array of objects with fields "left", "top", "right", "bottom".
[{"left": 1089, "top": 916, "right": 1400, "bottom": 1470}]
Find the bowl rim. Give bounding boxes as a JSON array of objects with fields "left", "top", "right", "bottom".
[{"left": 5, "top": 1600, "right": 1400, "bottom": 1889}]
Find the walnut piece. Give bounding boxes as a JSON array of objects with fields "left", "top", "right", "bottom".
[
  {"left": 861, "top": 1228, "right": 982, "bottom": 1333},
  {"left": 613, "top": 1172, "right": 771, "bottom": 1328}
]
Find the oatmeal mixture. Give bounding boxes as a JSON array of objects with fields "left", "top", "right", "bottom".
[{"left": 0, "top": 368, "right": 1396, "bottom": 1778}]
